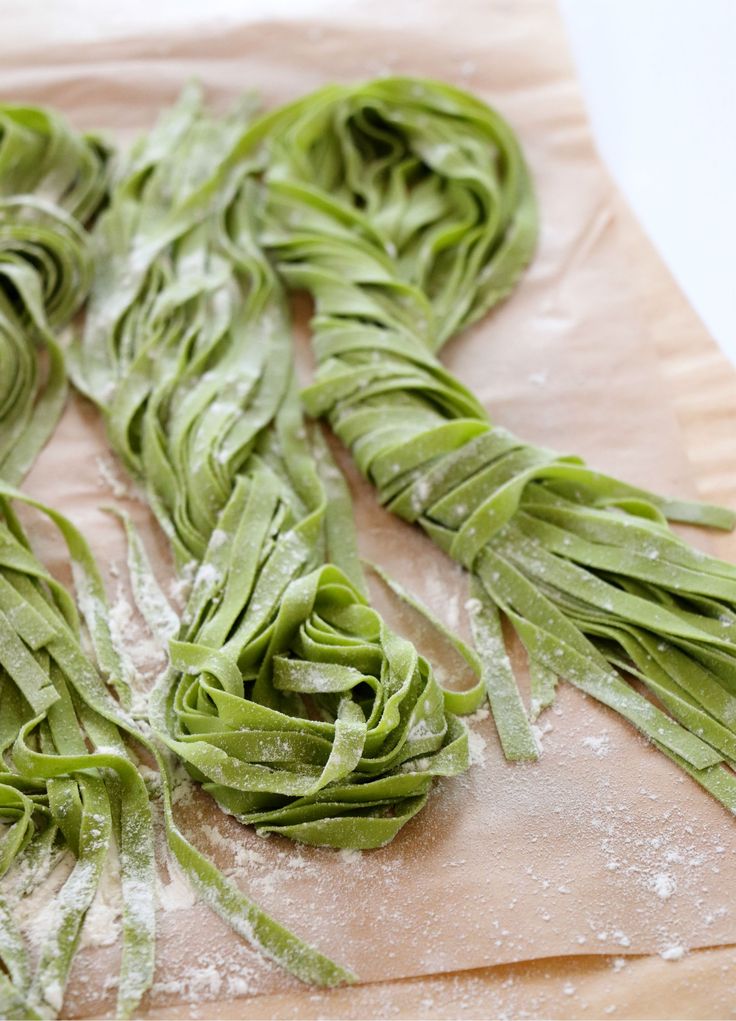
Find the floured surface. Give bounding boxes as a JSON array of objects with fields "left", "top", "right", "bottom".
[
  {"left": 141, "top": 946, "right": 736, "bottom": 1021},
  {"left": 3, "top": 0, "right": 736, "bottom": 1017}
]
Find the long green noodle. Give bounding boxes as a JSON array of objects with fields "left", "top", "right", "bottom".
[
  {"left": 0, "top": 97, "right": 355, "bottom": 1019},
  {"left": 0, "top": 103, "right": 109, "bottom": 483},
  {"left": 74, "top": 84, "right": 475, "bottom": 854},
  {"left": 8, "top": 76, "right": 736, "bottom": 1017},
  {"left": 245, "top": 77, "right": 736, "bottom": 808}
]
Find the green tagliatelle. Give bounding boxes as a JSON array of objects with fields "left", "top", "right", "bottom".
[
  {"left": 73, "top": 87, "right": 476, "bottom": 849},
  {"left": 239, "top": 76, "right": 736, "bottom": 809},
  {"left": 0, "top": 98, "right": 354, "bottom": 1019},
  {"left": 9, "top": 75, "right": 736, "bottom": 1018},
  {"left": 0, "top": 103, "right": 109, "bottom": 483},
  {"left": 0, "top": 486, "right": 355, "bottom": 1019},
  {"left": 0, "top": 106, "right": 159, "bottom": 1020},
  {"left": 0, "top": 485, "right": 157, "bottom": 1020}
]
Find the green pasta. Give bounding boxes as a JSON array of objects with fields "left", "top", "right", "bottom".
[
  {"left": 0, "top": 485, "right": 157, "bottom": 1019},
  {"left": 0, "top": 103, "right": 159, "bottom": 1019},
  {"left": 74, "top": 88, "right": 476, "bottom": 848},
  {"left": 0, "top": 103, "right": 109, "bottom": 483},
  {"left": 243, "top": 76, "right": 736, "bottom": 808},
  {"left": 0, "top": 98, "right": 355, "bottom": 1019},
  {"left": 0, "top": 485, "right": 356, "bottom": 1018},
  {"left": 7, "top": 74, "right": 736, "bottom": 1018}
]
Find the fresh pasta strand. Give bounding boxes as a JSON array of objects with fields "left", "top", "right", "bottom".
[
  {"left": 243, "top": 76, "right": 736, "bottom": 809},
  {"left": 66, "top": 84, "right": 481, "bottom": 997},
  {"left": 0, "top": 96, "right": 355, "bottom": 1019},
  {"left": 0, "top": 102, "right": 109, "bottom": 484}
]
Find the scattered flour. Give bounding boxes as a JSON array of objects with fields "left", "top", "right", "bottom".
[
  {"left": 157, "top": 860, "right": 197, "bottom": 914},
  {"left": 107, "top": 581, "right": 167, "bottom": 712},
  {"left": 467, "top": 727, "right": 487, "bottom": 767},
  {"left": 79, "top": 844, "right": 123, "bottom": 949},
  {"left": 195, "top": 562, "right": 222, "bottom": 588},
  {"left": 582, "top": 732, "right": 610, "bottom": 757},
  {"left": 209, "top": 528, "right": 229, "bottom": 550},
  {"left": 651, "top": 872, "right": 676, "bottom": 900},
  {"left": 96, "top": 455, "right": 132, "bottom": 499},
  {"left": 660, "top": 944, "right": 686, "bottom": 961},
  {"left": 169, "top": 559, "right": 198, "bottom": 606},
  {"left": 531, "top": 719, "right": 553, "bottom": 752}
]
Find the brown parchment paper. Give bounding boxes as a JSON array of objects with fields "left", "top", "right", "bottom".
[{"left": 3, "top": 0, "right": 736, "bottom": 1017}]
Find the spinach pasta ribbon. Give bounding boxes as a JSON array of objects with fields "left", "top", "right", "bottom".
[
  {"left": 248, "top": 76, "right": 736, "bottom": 810},
  {"left": 10, "top": 74, "right": 736, "bottom": 1016},
  {"left": 0, "top": 486, "right": 156, "bottom": 1020},
  {"left": 0, "top": 97, "right": 355, "bottom": 1015},
  {"left": 0, "top": 103, "right": 109, "bottom": 483},
  {"left": 73, "top": 87, "right": 474, "bottom": 853},
  {"left": 0, "top": 486, "right": 355, "bottom": 1018}
]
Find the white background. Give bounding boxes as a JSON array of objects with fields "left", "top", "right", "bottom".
[{"left": 560, "top": 0, "right": 736, "bottom": 364}]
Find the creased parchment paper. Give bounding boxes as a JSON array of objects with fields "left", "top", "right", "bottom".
[{"left": 2, "top": 1, "right": 736, "bottom": 1017}]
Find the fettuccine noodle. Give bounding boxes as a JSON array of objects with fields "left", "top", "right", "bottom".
[
  {"left": 6, "top": 76, "right": 736, "bottom": 1020},
  {"left": 0, "top": 98, "right": 354, "bottom": 1020},
  {"left": 0, "top": 103, "right": 108, "bottom": 483},
  {"left": 254, "top": 78, "right": 736, "bottom": 807}
]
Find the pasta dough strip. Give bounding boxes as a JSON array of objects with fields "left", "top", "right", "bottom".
[
  {"left": 243, "top": 76, "right": 736, "bottom": 809},
  {"left": 0, "top": 103, "right": 108, "bottom": 483}
]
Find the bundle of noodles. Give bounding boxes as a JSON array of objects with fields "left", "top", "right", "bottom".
[
  {"left": 0, "top": 98, "right": 351, "bottom": 1015},
  {"left": 0, "top": 103, "right": 159, "bottom": 1020},
  {"left": 251, "top": 77, "right": 736, "bottom": 810},
  {"left": 0, "top": 480, "right": 363, "bottom": 1016},
  {"left": 0, "top": 486, "right": 157, "bottom": 1019},
  {"left": 0, "top": 102, "right": 108, "bottom": 482},
  {"left": 73, "top": 83, "right": 476, "bottom": 871}
]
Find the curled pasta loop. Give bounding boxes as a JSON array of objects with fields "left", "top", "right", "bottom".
[
  {"left": 0, "top": 481, "right": 360, "bottom": 1014},
  {"left": 0, "top": 104, "right": 109, "bottom": 483},
  {"left": 251, "top": 77, "right": 736, "bottom": 805},
  {"left": 64, "top": 86, "right": 473, "bottom": 1004}
]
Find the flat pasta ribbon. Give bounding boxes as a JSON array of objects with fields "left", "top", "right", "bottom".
[
  {"left": 0, "top": 103, "right": 109, "bottom": 483},
  {"left": 74, "top": 85, "right": 474, "bottom": 856},
  {"left": 244, "top": 76, "right": 736, "bottom": 810},
  {"left": 0, "top": 98, "right": 354, "bottom": 1018}
]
